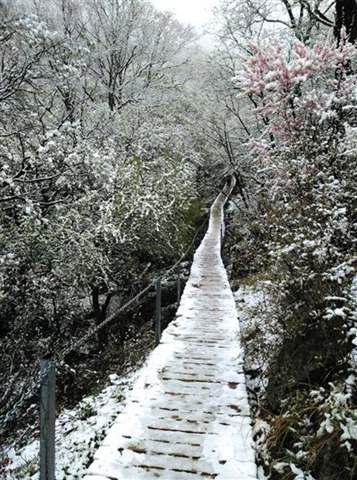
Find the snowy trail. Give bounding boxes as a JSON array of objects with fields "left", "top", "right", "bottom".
[{"left": 83, "top": 184, "right": 257, "bottom": 480}]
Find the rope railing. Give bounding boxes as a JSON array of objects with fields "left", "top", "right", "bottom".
[
  {"left": 57, "top": 177, "right": 236, "bottom": 361},
  {"left": 60, "top": 215, "right": 209, "bottom": 360},
  {"left": 35, "top": 179, "right": 235, "bottom": 480}
]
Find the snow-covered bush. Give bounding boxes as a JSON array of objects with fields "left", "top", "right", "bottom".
[{"left": 234, "top": 35, "right": 357, "bottom": 479}]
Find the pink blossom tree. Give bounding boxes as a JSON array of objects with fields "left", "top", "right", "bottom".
[{"left": 233, "top": 34, "right": 357, "bottom": 480}]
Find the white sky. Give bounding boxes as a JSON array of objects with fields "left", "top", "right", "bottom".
[{"left": 151, "top": 0, "right": 218, "bottom": 27}]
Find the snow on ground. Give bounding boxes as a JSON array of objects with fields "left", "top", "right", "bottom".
[
  {"left": 234, "top": 280, "right": 277, "bottom": 372},
  {"left": 351, "top": 275, "right": 357, "bottom": 369},
  {"left": 2, "top": 368, "right": 142, "bottom": 479},
  {"left": 234, "top": 283, "right": 269, "bottom": 328},
  {"left": 234, "top": 280, "right": 273, "bottom": 480}
]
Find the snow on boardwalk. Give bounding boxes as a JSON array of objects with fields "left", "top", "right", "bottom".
[{"left": 84, "top": 186, "right": 257, "bottom": 480}]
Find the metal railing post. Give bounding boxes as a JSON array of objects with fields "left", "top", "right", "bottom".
[
  {"left": 40, "top": 359, "right": 56, "bottom": 480},
  {"left": 155, "top": 279, "right": 162, "bottom": 346},
  {"left": 177, "top": 267, "right": 181, "bottom": 305}
]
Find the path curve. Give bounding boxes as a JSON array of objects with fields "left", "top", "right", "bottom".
[{"left": 84, "top": 181, "right": 257, "bottom": 480}]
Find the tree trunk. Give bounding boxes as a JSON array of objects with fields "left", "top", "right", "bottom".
[{"left": 335, "top": 0, "right": 357, "bottom": 43}]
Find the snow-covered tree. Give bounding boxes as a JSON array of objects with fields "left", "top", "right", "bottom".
[
  {"left": 231, "top": 25, "right": 357, "bottom": 480},
  {"left": 0, "top": 0, "right": 201, "bottom": 443}
]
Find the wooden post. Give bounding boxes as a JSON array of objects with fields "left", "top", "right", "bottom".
[
  {"left": 177, "top": 267, "right": 181, "bottom": 305},
  {"left": 40, "top": 359, "right": 56, "bottom": 480},
  {"left": 155, "top": 279, "right": 162, "bottom": 346}
]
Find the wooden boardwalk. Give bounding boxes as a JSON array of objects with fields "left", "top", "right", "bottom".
[{"left": 84, "top": 186, "right": 257, "bottom": 480}]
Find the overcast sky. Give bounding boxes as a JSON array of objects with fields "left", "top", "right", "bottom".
[{"left": 151, "top": 0, "right": 218, "bottom": 27}]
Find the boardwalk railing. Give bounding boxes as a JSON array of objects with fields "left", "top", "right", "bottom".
[{"left": 38, "top": 178, "right": 237, "bottom": 479}]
